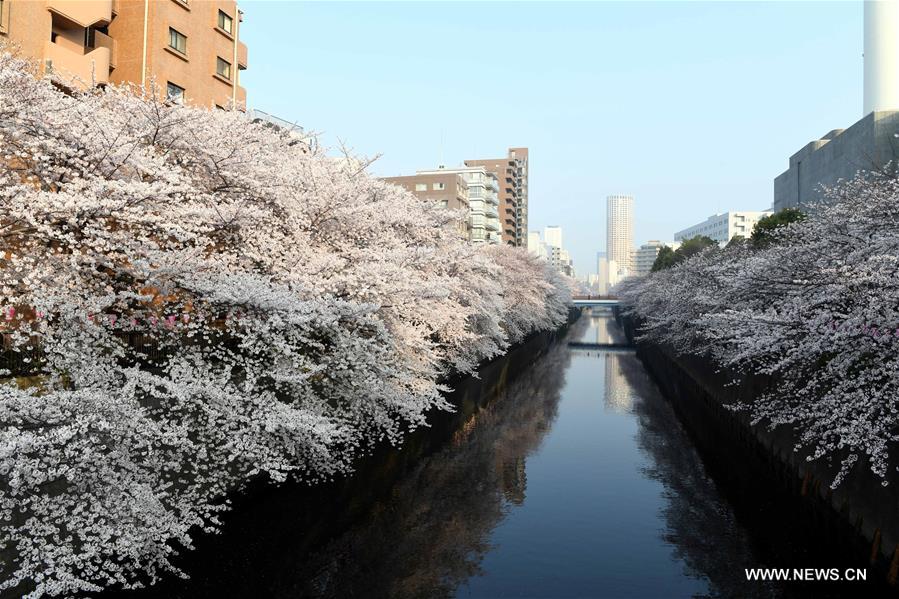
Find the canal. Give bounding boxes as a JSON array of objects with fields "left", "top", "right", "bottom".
[{"left": 107, "top": 311, "right": 880, "bottom": 599}]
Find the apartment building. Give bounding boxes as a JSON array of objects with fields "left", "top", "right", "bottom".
[
  {"left": 674, "top": 211, "right": 771, "bottom": 245},
  {"left": 382, "top": 172, "right": 472, "bottom": 240},
  {"left": 416, "top": 166, "right": 501, "bottom": 244},
  {"left": 632, "top": 240, "right": 672, "bottom": 277},
  {"left": 0, "top": 0, "right": 247, "bottom": 109},
  {"left": 465, "top": 147, "right": 528, "bottom": 246}
]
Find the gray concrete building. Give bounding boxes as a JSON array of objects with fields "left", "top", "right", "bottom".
[
  {"left": 773, "top": 112, "right": 899, "bottom": 211},
  {"left": 774, "top": 1, "right": 899, "bottom": 212}
]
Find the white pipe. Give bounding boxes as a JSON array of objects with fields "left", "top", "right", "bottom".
[
  {"left": 864, "top": 0, "right": 899, "bottom": 114},
  {"left": 232, "top": 10, "right": 239, "bottom": 107},
  {"left": 141, "top": 0, "right": 149, "bottom": 89}
]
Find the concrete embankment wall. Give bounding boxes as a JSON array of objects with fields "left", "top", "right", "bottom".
[{"left": 621, "top": 315, "right": 899, "bottom": 589}]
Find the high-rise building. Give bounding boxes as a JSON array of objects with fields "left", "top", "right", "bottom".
[
  {"left": 465, "top": 147, "right": 528, "bottom": 246},
  {"left": 0, "top": 0, "right": 248, "bottom": 109},
  {"left": 674, "top": 211, "right": 771, "bottom": 245},
  {"left": 606, "top": 195, "right": 634, "bottom": 280},
  {"left": 773, "top": 1, "right": 899, "bottom": 211},
  {"left": 415, "top": 166, "right": 501, "bottom": 244},
  {"left": 382, "top": 171, "right": 471, "bottom": 240}
]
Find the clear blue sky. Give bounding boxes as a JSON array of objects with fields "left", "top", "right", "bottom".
[{"left": 241, "top": 1, "right": 861, "bottom": 275}]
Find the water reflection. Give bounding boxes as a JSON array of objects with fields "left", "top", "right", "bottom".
[
  {"left": 604, "top": 353, "right": 632, "bottom": 414},
  {"left": 615, "top": 340, "right": 782, "bottom": 598},
  {"left": 288, "top": 319, "right": 580, "bottom": 598},
  {"left": 103, "top": 313, "right": 822, "bottom": 599}
]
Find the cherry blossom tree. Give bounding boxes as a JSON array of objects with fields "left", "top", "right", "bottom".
[
  {"left": 620, "top": 172, "right": 899, "bottom": 490},
  {"left": 0, "top": 50, "right": 571, "bottom": 597}
]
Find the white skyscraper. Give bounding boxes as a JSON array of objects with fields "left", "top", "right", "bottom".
[{"left": 606, "top": 195, "right": 634, "bottom": 282}]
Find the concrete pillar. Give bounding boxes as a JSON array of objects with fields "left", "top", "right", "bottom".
[{"left": 864, "top": 0, "right": 899, "bottom": 115}]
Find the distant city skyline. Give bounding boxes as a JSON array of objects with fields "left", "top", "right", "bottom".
[{"left": 242, "top": 1, "right": 862, "bottom": 273}]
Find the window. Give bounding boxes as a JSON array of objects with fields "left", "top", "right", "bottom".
[
  {"left": 169, "top": 28, "right": 187, "bottom": 54},
  {"left": 216, "top": 57, "right": 232, "bottom": 80},
  {"left": 433, "top": 182, "right": 446, "bottom": 191},
  {"left": 218, "top": 10, "right": 233, "bottom": 34},
  {"left": 166, "top": 82, "right": 185, "bottom": 103},
  {"left": 414, "top": 183, "right": 427, "bottom": 191}
]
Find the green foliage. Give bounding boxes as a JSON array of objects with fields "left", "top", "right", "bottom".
[
  {"left": 650, "top": 245, "right": 677, "bottom": 272},
  {"left": 750, "top": 208, "right": 805, "bottom": 249},
  {"left": 650, "top": 235, "right": 718, "bottom": 272},
  {"left": 725, "top": 234, "right": 746, "bottom": 250}
]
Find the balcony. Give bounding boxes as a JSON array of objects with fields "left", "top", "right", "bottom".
[
  {"left": 90, "top": 29, "right": 116, "bottom": 68},
  {"left": 47, "top": 0, "right": 112, "bottom": 27},
  {"left": 237, "top": 40, "right": 248, "bottom": 70},
  {"left": 486, "top": 206, "right": 499, "bottom": 219},
  {"left": 44, "top": 39, "right": 110, "bottom": 87},
  {"left": 485, "top": 220, "right": 500, "bottom": 232}
]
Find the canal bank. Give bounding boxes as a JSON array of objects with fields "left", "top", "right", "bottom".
[
  {"left": 90, "top": 310, "right": 883, "bottom": 599},
  {"left": 91, "top": 311, "right": 580, "bottom": 599},
  {"left": 622, "top": 313, "right": 899, "bottom": 595}
]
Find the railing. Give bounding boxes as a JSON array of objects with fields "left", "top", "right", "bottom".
[
  {"left": 237, "top": 40, "right": 248, "bottom": 70},
  {"left": 44, "top": 39, "right": 111, "bottom": 86}
]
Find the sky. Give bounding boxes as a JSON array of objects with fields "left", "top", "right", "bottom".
[{"left": 241, "top": 1, "right": 862, "bottom": 275}]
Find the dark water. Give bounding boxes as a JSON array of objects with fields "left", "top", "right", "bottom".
[{"left": 101, "top": 312, "right": 884, "bottom": 599}]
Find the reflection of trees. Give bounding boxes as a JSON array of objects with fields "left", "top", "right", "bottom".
[
  {"left": 618, "top": 354, "right": 783, "bottom": 599},
  {"left": 94, "top": 319, "right": 585, "bottom": 599},
  {"left": 282, "top": 325, "right": 579, "bottom": 599}
]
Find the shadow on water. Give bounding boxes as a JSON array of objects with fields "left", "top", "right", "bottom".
[
  {"left": 91, "top": 313, "right": 887, "bottom": 598},
  {"left": 614, "top": 350, "right": 782, "bottom": 598},
  {"left": 96, "top": 319, "right": 582, "bottom": 599}
]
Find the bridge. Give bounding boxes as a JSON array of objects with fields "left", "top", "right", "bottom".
[
  {"left": 567, "top": 341, "right": 634, "bottom": 354},
  {"left": 572, "top": 296, "right": 620, "bottom": 308}
]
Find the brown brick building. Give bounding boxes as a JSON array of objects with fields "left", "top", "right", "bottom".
[
  {"left": 382, "top": 172, "right": 471, "bottom": 239},
  {"left": 465, "top": 147, "right": 528, "bottom": 246},
  {"left": 0, "top": 0, "right": 247, "bottom": 109}
]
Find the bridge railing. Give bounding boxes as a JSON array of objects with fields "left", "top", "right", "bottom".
[{"left": 572, "top": 295, "right": 618, "bottom": 301}]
